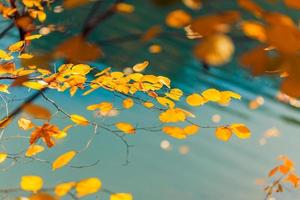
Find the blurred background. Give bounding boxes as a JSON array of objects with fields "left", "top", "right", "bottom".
[{"left": 1, "top": 0, "right": 300, "bottom": 199}]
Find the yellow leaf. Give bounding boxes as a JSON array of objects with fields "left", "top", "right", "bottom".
[
  {"left": 159, "top": 108, "right": 187, "bottom": 123},
  {"left": 183, "top": 125, "right": 199, "bottom": 135},
  {"left": 23, "top": 81, "right": 45, "bottom": 90},
  {"left": 218, "top": 91, "right": 241, "bottom": 105},
  {"left": 0, "top": 49, "right": 13, "bottom": 60},
  {"left": 110, "top": 193, "right": 133, "bottom": 200},
  {"left": 26, "top": 145, "right": 44, "bottom": 157},
  {"left": 143, "top": 101, "right": 154, "bottom": 108},
  {"left": 9, "top": 40, "right": 25, "bottom": 52},
  {"left": 25, "top": 34, "right": 42, "bottom": 41},
  {"left": 0, "top": 84, "right": 10, "bottom": 93},
  {"left": 55, "top": 182, "right": 76, "bottom": 197},
  {"left": 230, "top": 123, "right": 251, "bottom": 139},
  {"left": 132, "top": 61, "right": 149, "bottom": 72},
  {"left": 157, "top": 76, "right": 171, "bottom": 88},
  {"left": 162, "top": 126, "right": 186, "bottom": 139},
  {"left": 186, "top": 93, "right": 206, "bottom": 106},
  {"left": 20, "top": 175, "right": 43, "bottom": 193},
  {"left": 52, "top": 151, "right": 76, "bottom": 170},
  {"left": 122, "top": 98, "right": 134, "bottom": 109},
  {"left": 70, "top": 114, "right": 89, "bottom": 126},
  {"left": 0, "top": 153, "right": 7, "bottom": 163},
  {"left": 156, "top": 97, "right": 175, "bottom": 108},
  {"left": 165, "top": 88, "right": 183, "bottom": 101},
  {"left": 215, "top": 127, "right": 232, "bottom": 142},
  {"left": 18, "top": 53, "right": 34, "bottom": 59},
  {"left": 72, "top": 64, "right": 92, "bottom": 75},
  {"left": 115, "top": 122, "right": 135, "bottom": 134},
  {"left": 76, "top": 177, "right": 102, "bottom": 198},
  {"left": 18, "top": 118, "right": 34, "bottom": 130},
  {"left": 202, "top": 88, "right": 221, "bottom": 102},
  {"left": 87, "top": 102, "right": 113, "bottom": 113}
]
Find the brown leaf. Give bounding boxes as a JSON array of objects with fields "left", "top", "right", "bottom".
[
  {"left": 11, "top": 75, "right": 30, "bottom": 87},
  {"left": 15, "top": 16, "right": 35, "bottom": 32},
  {"left": 30, "top": 123, "right": 60, "bottom": 147},
  {"left": 190, "top": 11, "right": 240, "bottom": 36},
  {"left": 23, "top": 103, "right": 51, "bottom": 120},
  {"left": 55, "top": 35, "right": 102, "bottom": 63}
]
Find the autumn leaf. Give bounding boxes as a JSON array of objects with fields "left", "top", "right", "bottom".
[
  {"left": 143, "top": 101, "right": 154, "bottom": 108},
  {"left": 110, "top": 193, "right": 133, "bottom": 200},
  {"left": 189, "top": 11, "right": 240, "bottom": 36},
  {"left": 182, "top": 0, "right": 202, "bottom": 10},
  {"left": 30, "top": 123, "right": 60, "bottom": 147},
  {"left": 25, "top": 34, "right": 42, "bottom": 41},
  {"left": 0, "top": 152, "right": 7, "bottom": 164},
  {"left": 166, "top": 9, "right": 192, "bottom": 28},
  {"left": 8, "top": 40, "right": 25, "bottom": 52},
  {"left": 165, "top": 88, "right": 183, "bottom": 101},
  {"left": 186, "top": 93, "right": 206, "bottom": 106},
  {"left": 162, "top": 125, "right": 199, "bottom": 139},
  {"left": 0, "top": 62, "right": 15, "bottom": 74},
  {"left": 18, "top": 53, "right": 34, "bottom": 59},
  {"left": 122, "top": 98, "right": 134, "bottom": 109},
  {"left": 284, "top": 0, "right": 300, "bottom": 10},
  {"left": 132, "top": 61, "right": 149, "bottom": 72},
  {"left": 63, "top": 0, "right": 91, "bottom": 9},
  {"left": 23, "top": 103, "right": 51, "bottom": 120},
  {"left": 194, "top": 34, "right": 234, "bottom": 66},
  {"left": 237, "top": 0, "right": 264, "bottom": 17},
  {"left": 159, "top": 108, "right": 187, "bottom": 123},
  {"left": 55, "top": 182, "right": 76, "bottom": 197},
  {"left": 215, "top": 127, "right": 232, "bottom": 142},
  {"left": 230, "top": 124, "right": 251, "bottom": 139},
  {"left": 202, "top": 88, "right": 221, "bottom": 101},
  {"left": 25, "top": 144, "right": 44, "bottom": 157},
  {"left": 29, "top": 193, "right": 57, "bottom": 200},
  {"left": 156, "top": 97, "right": 175, "bottom": 108},
  {"left": 115, "top": 122, "right": 135, "bottom": 134},
  {"left": 76, "top": 177, "right": 102, "bottom": 197},
  {"left": 0, "top": 84, "right": 9, "bottom": 93},
  {"left": 116, "top": 3, "right": 135, "bottom": 13},
  {"left": 55, "top": 35, "right": 102, "bottom": 63},
  {"left": 70, "top": 114, "right": 89, "bottom": 126},
  {"left": 241, "top": 21, "right": 266, "bottom": 42},
  {"left": 18, "top": 118, "right": 34, "bottom": 130},
  {"left": 52, "top": 150, "right": 77, "bottom": 170},
  {"left": 20, "top": 175, "right": 43, "bottom": 193}
]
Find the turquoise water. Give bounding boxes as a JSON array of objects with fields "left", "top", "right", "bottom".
[{"left": 1, "top": 1, "right": 300, "bottom": 199}]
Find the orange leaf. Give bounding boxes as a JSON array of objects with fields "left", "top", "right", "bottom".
[
  {"left": 215, "top": 127, "right": 232, "bottom": 142},
  {"left": 55, "top": 35, "right": 102, "bottom": 63},
  {"left": 230, "top": 124, "right": 251, "bottom": 139},
  {"left": 122, "top": 98, "right": 134, "bottom": 109},
  {"left": 23, "top": 103, "right": 51, "bottom": 120}
]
